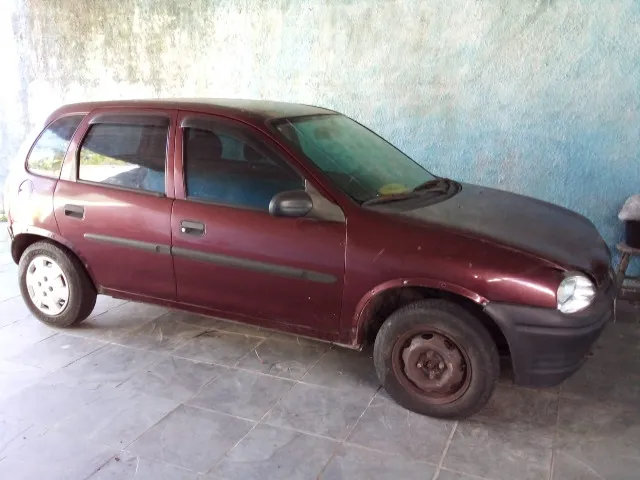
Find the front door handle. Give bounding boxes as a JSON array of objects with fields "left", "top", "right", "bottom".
[
  {"left": 180, "top": 220, "right": 205, "bottom": 236},
  {"left": 64, "top": 204, "right": 84, "bottom": 219}
]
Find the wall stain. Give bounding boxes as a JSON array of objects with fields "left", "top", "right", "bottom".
[{"left": 1, "top": 0, "right": 639, "bottom": 273}]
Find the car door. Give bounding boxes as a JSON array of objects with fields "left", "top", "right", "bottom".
[
  {"left": 54, "top": 108, "right": 178, "bottom": 300},
  {"left": 171, "top": 112, "right": 346, "bottom": 333}
]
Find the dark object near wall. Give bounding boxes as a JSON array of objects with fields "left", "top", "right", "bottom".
[{"left": 626, "top": 221, "right": 640, "bottom": 249}]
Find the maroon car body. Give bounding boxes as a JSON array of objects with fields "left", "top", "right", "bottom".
[{"left": 5, "top": 99, "right": 614, "bottom": 417}]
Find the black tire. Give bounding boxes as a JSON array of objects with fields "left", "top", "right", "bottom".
[
  {"left": 19, "top": 241, "right": 97, "bottom": 328},
  {"left": 374, "top": 299, "right": 499, "bottom": 419}
]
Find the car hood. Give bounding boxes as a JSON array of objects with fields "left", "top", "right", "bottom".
[{"left": 393, "top": 183, "right": 611, "bottom": 282}]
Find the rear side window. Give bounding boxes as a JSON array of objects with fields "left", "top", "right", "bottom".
[
  {"left": 78, "top": 122, "right": 168, "bottom": 194},
  {"left": 26, "top": 115, "right": 84, "bottom": 178}
]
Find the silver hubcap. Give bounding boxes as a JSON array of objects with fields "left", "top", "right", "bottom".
[{"left": 25, "top": 255, "right": 70, "bottom": 316}]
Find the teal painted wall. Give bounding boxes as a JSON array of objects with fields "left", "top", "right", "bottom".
[{"left": 0, "top": 0, "right": 638, "bottom": 271}]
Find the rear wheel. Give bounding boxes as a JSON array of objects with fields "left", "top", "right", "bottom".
[
  {"left": 374, "top": 299, "right": 499, "bottom": 419},
  {"left": 19, "top": 241, "right": 97, "bottom": 327}
]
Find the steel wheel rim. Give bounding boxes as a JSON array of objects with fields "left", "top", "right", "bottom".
[
  {"left": 25, "top": 255, "right": 70, "bottom": 316},
  {"left": 391, "top": 326, "right": 471, "bottom": 405}
]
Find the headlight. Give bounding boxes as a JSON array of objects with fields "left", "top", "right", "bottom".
[{"left": 557, "top": 274, "right": 596, "bottom": 314}]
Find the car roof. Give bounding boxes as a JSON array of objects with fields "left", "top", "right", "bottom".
[{"left": 49, "top": 98, "right": 336, "bottom": 124}]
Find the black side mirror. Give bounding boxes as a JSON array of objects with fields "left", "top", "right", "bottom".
[{"left": 269, "top": 190, "right": 313, "bottom": 218}]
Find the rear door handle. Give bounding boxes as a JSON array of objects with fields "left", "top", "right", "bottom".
[
  {"left": 64, "top": 204, "right": 84, "bottom": 219},
  {"left": 180, "top": 220, "right": 205, "bottom": 236}
]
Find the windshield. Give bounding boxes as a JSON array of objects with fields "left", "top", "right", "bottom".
[{"left": 271, "top": 114, "right": 436, "bottom": 203}]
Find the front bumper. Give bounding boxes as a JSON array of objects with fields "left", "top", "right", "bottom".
[{"left": 484, "top": 281, "right": 614, "bottom": 387}]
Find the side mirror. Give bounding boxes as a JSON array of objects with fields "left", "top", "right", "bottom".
[{"left": 269, "top": 190, "right": 313, "bottom": 218}]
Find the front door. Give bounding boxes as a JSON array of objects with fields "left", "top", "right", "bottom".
[
  {"left": 171, "top": 112, "right": 346, "bottom": 333},
  {"left": 54, "top": 108, "right": 177, "bottom": 300}
]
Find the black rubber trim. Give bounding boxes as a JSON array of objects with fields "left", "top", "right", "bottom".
[
  {"left": 84, "top": 233, "right": 171, "bottom": 255},
  {"left": 171, "top": 246, "right": 337, "bottom": 284},
  {"left": 484, "top": 283, "right": 614, "bottom": 387},
  {"left": 180, "top": 116, "right": 272, "bottom": 154},
  {"left": 89, "top": 114, "right": 170, "bottom": 127}
]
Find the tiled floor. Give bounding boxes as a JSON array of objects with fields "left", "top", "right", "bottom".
[{"left": 1, "top": 238, "right": 640, "bottom": 479}]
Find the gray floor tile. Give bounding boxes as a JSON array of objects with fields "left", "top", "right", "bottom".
[
  {"left": 470, "top": 385, "right": 558, "bottom": 445},
  {"left": 212, "top": 423, "right": 337, "bottom": 480},
  {"left": 235, "top": 336, "right": 329, "bottom": 380},
  {"left": 302, "top": 346, "right": 379, "bottom": 393},
  {"left": 122, "top": 356, "right": 225, "bottom": 402},
  {"left": 54, "top": 384, "right": 179, "bottom": 448},
  {"left": 207, "top": 317, "right": 272, "bottom": 338},
  {"left": 557, "top": 396, "right": 640, "bottom": 446},
  {"left": 586, "top": 345, "right": 640, "bottom": 378},
  {"left": 437, "top": 469, "right": 488, "bottom": 480},
  {"left": 187, "top": 368, "right": 294, "bottom": 420},
  {"left": 0, "top": 414, "right": 36, "bottom": 460},
  {"left": 0, "top": 358, "right": 49, "bottom": 400},
  {"left": 443, "top": 422, "right": 552, "bottom": 480},
  {"left": 562, "top": 361, "right": 640, "bottom": 409},
  {"left": 0, "top": 316, "right": 57, "bottom": 358},
  {"left": 161, "top": 311, "right": 271, "bottom": 338},
  {"left": 597, "top": 320, "right": 640, "bottom": 346},
  {"left": 161, "top": 311, "right": 216, "bottom": 328},
  {"left": 552, "top": 444, "right": 640, "bottom": 480},
  {"left": 128, "top": 404, "right": 254, "bottom": 473},
  {"left": 264, "top": 382, "right": 373, "bottom": 440},
  {"left": 0, "top": 295, "right": 31, "bottom": 327},
  {"left": 615, "top": 300, "right": 640, "bottom": 324},
  {"left": 347, "top": 394, "right": 454, "bottom": 463},
  {"left": 8, "top": 333, "right": 106, "bottom": 372},
  {"left": 89, "top": 454, "right": 199, "bottom": 479},
  {"left": 68, "top": 301, "right": 167, "bottom": 341},
  {"left": 58, "top": 343, "right": 164, "bottom": 388},
  {"left": 320, "top": 444, "right": 437, "bottom": 480},
  {"left": 263, "top": 331, "right": 326, "bottom": 344},
  {"left": 554, "top": 396, "right": 640, "bottom": 478},
  {"left": 0, "top": 243, "right": 12, "bottom": 260},
  {"left": 0, "top": 429, "right": 115, "bottom": 480},
  {"left": 88, "top": 295, "right": 129, "bottom": 318},
  {"left": 585, "top": 322, "right": 640, "bottom": 374},
  {"left": 115, "top": 310, "right": 209, "bottom": 353},
  {"left": 0, "top": 371, "right": 106, "bottom": 425},
  {"left": 172, "top": 331, "right": 262, "bottom": 366},
  {"left": 0, "top": 269, "right": 21, "bottom": 301}
]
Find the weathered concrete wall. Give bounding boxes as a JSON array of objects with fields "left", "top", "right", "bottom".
[{"left": 1, "top": 0, "right": 639, "bottom": 269}]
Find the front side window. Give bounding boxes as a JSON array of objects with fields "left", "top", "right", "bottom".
[
  {"left": 78, "top": 122, "right": 167, "bottom": 194},
  {"left": 272, "top": 114, "right": 436, "bottom": 203},
  {"left": 26, "top": 115, "right": 84, "bottom": 178},
  {"left": 184, "top": 123, "right": 303, "bottom": 211}
]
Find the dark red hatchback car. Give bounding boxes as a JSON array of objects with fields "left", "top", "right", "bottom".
[{"left": 5, "top": 99, "right": 614, "bottom": 418}]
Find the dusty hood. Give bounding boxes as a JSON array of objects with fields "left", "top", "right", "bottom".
[{"left": 396, "top": 183, "right": 611, "bottom": 282}]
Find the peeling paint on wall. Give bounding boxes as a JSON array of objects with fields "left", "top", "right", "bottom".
[{"left": 0, "top": 0, "right": 638, "bottom": 272}]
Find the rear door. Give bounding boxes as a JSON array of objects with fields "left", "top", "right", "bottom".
[
  {"left": 54, "top": 108, "right": 178, "bottom": 299},
  {"left": 171, "top": 112, "right": 346, "bottom": 332}
]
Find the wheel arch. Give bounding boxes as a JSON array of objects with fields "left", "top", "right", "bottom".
[
  {"left": 352, "top": 279, "right": 510, "bottom": 359},
  {"left": 12, "top": 231, "right": 98, "bottom": 290}
]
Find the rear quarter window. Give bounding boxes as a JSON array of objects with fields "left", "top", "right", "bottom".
[{"left": 26, "top": 115, "right": 84, "bottom": 178}]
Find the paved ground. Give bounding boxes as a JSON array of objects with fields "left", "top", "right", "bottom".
[{"left": 1, "top": 233, "right": 640, "bottom": 479}]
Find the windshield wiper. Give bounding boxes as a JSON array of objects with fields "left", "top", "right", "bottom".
[
  {"left": 362, "top": 178, "right": 455, "bottom": 206},
  {"left": 413, "top": 177, "right": 452, "bottom": 193},
  {"left": 362, "top": 191, "right": 421, "bottom": 206}
]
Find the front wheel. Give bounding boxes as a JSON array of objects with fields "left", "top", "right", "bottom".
[{"left": 374, "top": 299, "right": 499, "bottom": 419}]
